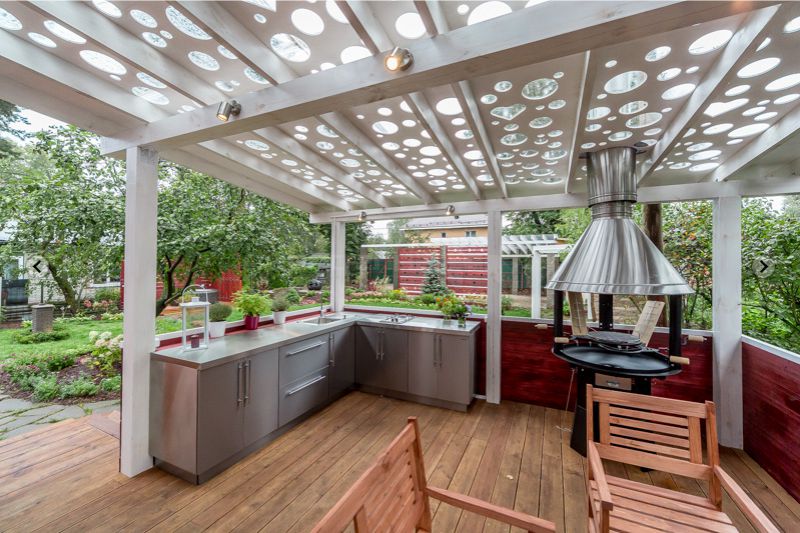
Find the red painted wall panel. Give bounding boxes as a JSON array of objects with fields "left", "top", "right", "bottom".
[{"left": 743, "top": 342, "right": 800, "bottom": 503}]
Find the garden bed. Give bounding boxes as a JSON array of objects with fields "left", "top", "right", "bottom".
[{"left": 0, "top": 355, "right": 120, "bottom": 404}]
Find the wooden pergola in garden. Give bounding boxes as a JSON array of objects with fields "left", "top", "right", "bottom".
[{"left": 2, "top": 2, "right": 800, "bottom": 505}]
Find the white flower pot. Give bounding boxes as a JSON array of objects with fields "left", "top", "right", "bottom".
[
  {"left": 209, "top": 321, "right": 227, "bottom": 338},
  {"left": 273, "top": 311, "right": 287, "bottom": 325}
]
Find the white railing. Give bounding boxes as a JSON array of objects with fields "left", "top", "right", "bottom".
[{"left": 742, "top": 335, "right": 800, "bottom": 365}]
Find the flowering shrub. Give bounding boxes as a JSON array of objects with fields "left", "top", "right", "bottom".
[
  {"left": 435, "top": 294, "right": 469, "bottom": 319},
  {"left": 82, "top": 298, "right": 120, "bottom": 315},
  {"left": 89, "top": 330, "right": 123, "bottom": 374}
]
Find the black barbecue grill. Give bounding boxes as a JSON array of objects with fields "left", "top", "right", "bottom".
[{"left": 552, "top": 292, "right": 686, "bottom": 455}]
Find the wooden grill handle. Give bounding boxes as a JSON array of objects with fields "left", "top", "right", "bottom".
[{"left": 669, "top": 356, "right": 690, "bottom": 365}]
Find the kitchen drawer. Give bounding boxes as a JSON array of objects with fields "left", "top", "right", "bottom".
[
  {"left": 279, "top": 334, "right": 329, "bottom": 386},
  {"left": 279, "top": 367, "right": 329, "bottom": 426}
]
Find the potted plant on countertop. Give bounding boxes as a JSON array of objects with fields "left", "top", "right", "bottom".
[
  {"left": 435, "top": 294, "right": 469, "bottom": 326},
  {"left": 271, "top": 297, "right": 289, "bottom": 325},
  {"left": 209, "top": 302, "right": 232, "bottom": 338},
  {"left": 233, "top": 290, "right": 269, "bottom": 330}
]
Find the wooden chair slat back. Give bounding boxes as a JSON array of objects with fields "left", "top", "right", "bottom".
[
  {"left": 588, "top": 386, "right": 715, "bottom": 481},
  {"left": 311, "top": 417, "right": 431, "bottom": 533}
]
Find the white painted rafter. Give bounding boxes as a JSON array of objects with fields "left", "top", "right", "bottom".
[
  {"left": 709, "top": 104, "right": 800, "bottom": 182},
  {"left": 25, "top": 0, "right": 225, "bottom": 105},
  {"left": 565, "top": 51, "right": 594, "bottom": 193},
  {"left": 637, "top": 4, "right": 780, "bottom": 184},
  {"left": 102, "top": 1, "right": 764, "bottom": 155},
  {"left": 319, "top": 112, "right": 437, "bottom": 204},
  {"left": 337, "top": 1, "right": 392, "bottom": 53},
  {"left": 406, "top": 92, "right": 483, "bottom": 200}
]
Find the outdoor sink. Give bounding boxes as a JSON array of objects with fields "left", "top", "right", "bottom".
[{"left": 302, "top": 316, "right": 345, "bottom": 325}]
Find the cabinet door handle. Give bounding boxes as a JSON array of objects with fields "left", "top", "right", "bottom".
[
  {"left": 329, "top": 333, "right": 335, "bottom": 366},
  {"left": 244, "top": 360, "right": 251, "bottom": 403},
  {"left": 287, "top": 341, "right": 326, "bottom": 356},
  {"left": 438, "top": 336, "right": 443, "bottom": 368},
  {"left": 433, "top": 335, "right": 439, "bottom": 368},
  {"left": 236, "top": 362, "right": 243, "bottom": 405},
  {"left": 286, "top": 374, "right": 326, "bottom": 396}
]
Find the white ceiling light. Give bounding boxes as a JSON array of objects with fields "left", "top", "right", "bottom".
[
  {"left": 604, "top": 71, "right": 647, "bottom": 94},
  {"left": 79, "top": 50, "right": 126, "bottom": 75},
  {"left": 137, "top": 72, "right": 166, "bottom": 88},
  {"left": 384, "top": 47, "right": 413, "bottom": 71},
  {"left": 435, "top": 97, "right": 462, "bottom": 116},
  {"left": 754, "top": 112, "right": 777, "bottom": 121},
  {"left": 92, "top": 0, "right": 121, "bottom": 18},
  {"left": 0, "top": 8, "right": 22, "bottom": 30},
  {"left": 656, "top": 68, "right": 681, "bottom": 82},
  {"left": 662, "top": 83, "right": 696, "bottom": 100},
  {"left": 757, "top": 37, "right": 771, "bottom": 51},
  {"left": 608, "top": 131, "right": 632, "bottom": 141},
  {"left": 728, "top": 123, "right": 770, "bottom": 138},
  {"left": 372, "top": 121, "right": 399, "bottom": 134},
  {"left": 244, "top": 67, "right": 270, "bottom": 84},
  {"left": 688, "top": 29, "right": 733, "bottom": 55},
  {"left": 467, "top": 1, "right": 512, "bottom": 25},
  {"left": 291, "top": 8, "right": 325, "bottom": 36},
  {"left": 254, "top": 13, "right": 267, "bottom": 24},
  {"left": 395, "top": 12, "right": 425, "bottom": 39},
  {"left": 765, "top": 73, "right": 800, "bottom": 92},
  {"left": 340, "top": 45, "right": 371, "bottom": 64},
  {"left": 784, "top": 16, "right": 800, "bottom": 33},
  {"left": 724, "top": 85, "right": 749, "bottom": 97},
  {"left": 586, "top": 106, "right": 610, "bottom": 120},
  {"left": 142, "top": 32, "right": 167, "bottom": 48},
  {"left": 165, "top": 6, "right": 211, "bottom": 40},
  {"left": 43, "top": 20, "right": 85, "bottom": 44},
  {"left": 271, "top": 33, "right": 311, "bottom": 62},
  {"left": 188, "top": 51, "right": 219, "bottom": 71},
  {"left": 687, "top": 142, "right": 713, "bottom": 152},
  {"left": 774, "top": 93, "right": 800, "bottom": 105},
  {"left": 703, "top": 123, "right": 733, "bottom": 135},
  {"left": 619, "top": 101, "right": 648, "bottom": 115},
  {"left": 130, "top": 9, "right": 157, "bottom": 28},
  {"left": 626, "top": 112, "right": 662, "bottom": 129},
  {"left": 645, "top": 46, "right": 671, "bottom": 62},
  {"left": 522, "top": 78, "right": 558, "bottom": 99},
  {"left": 687, "top": 149, "right": 721, "bottom": 161},
  {"left": 218, "top": 45, "right": 237, "bottom": 60},
  {"left": 742, "top": 106, "right": 765, "bottom": 117},
  {"left": 737, "top": 57, "right": 780, "bottom": 78},
  {"left": 704, "top": 98, "right": 748, "bottom": 117},
  {"left": 28, "top": 32, "right": 57, "bottom": 48}
]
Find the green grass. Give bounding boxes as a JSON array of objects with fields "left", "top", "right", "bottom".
[{"left": 346, "top": 298, "right": 490, "bottom": 314}]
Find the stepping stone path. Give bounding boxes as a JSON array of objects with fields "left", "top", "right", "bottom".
[{"left": 0, "top": 387, "right": 120, "bottom": 441}]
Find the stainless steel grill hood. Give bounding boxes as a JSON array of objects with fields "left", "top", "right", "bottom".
[{"left": 546, "top": 147, "right": 693, "bottom": 296}]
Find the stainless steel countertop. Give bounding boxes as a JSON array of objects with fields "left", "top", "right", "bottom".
[{"left": 151, "top": 312, "right": 480, "bottom": 369}]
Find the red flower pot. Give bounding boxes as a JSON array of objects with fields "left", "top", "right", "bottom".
[{"left": 243, "top": 315, "right": 260, "bottom": 330}]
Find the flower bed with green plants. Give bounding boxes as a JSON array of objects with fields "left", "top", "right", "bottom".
[
  {"left": 0, "top": 329, "right": 122, "bottom": 403},
  {"left": 343, "top": 287, "right": 530, "bottom": 317}
]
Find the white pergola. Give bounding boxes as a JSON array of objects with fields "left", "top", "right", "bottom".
[{"left": 3, "top": 0, "right": 800, "bottom": 477}]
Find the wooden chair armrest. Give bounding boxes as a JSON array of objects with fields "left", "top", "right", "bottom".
[
  {"left": 425, "top": 486, "right": 555, "bottom": 533},
  {"left": 713, "top": 466, "right": 780, "bottom": 533},
  {"left": 587, "top": 441, "right": 613, "bottom": 510}
]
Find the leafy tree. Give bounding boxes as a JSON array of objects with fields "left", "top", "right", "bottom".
[
  {"left": 421, "top": 255, "right": 447, "bottom": 295},
  {"left": 155, "top": 163, "right": 316, "bottom": 312},
  {"left": 662, "top": 201, "right": 713, "bottom": 328},
  {"left": 0, "top": 100, "right": 28, "bottom": 159},
  {"left": 505, "top": 210, "right": 561, "bottom": 235},
  {"left": 555, "top": 208, "right": 592, "bottom": 242},
  {"left": 316, "top": 222, "right": 374, "bottom": 285},
  {"left": 0, "top": 126, "right": 125, "bottom": 312}
]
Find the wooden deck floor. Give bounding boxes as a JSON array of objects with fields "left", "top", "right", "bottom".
[{"left": 0, "top": 391, "right": 798, "bottom": 532}]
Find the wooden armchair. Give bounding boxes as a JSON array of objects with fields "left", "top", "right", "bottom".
[
  {"left": 312, "top": 417, "right": 555, "bottom": 533},
  {"left": 585, "top": 385, "right": 779, "bottom": 533}
]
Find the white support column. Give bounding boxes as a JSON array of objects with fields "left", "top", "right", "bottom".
[
  {"left": 486, "top": 211, "right": 502, "bottom": 404},
  {"left": 531, "top": 251, "right": 542, "bottom": 319},
  {"left": 712, "top": 196, "right": 743, "bottom": 448},
  {"left": 121, "top": 147, "right": 158, "bottom": 477},
  {"left": 331, "top": 221, "right": 346, "bottom": 313}
]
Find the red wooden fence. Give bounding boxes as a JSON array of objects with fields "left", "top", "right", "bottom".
[{"left": 397, "top": 245, "right": 488, "bottom": 296}]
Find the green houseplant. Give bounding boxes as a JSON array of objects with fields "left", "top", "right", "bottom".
[
  {"left": 233, "top": 291, "right": 269, "bottom": 330},
  {"left": 435, "top": 294, "right": 469, "bottom": 325},
  {"left": 209, "top": 302, "right": 232, "bottom": 338},
  {"left": 271, "top": 297, "right": 289, "bottom": 325}
]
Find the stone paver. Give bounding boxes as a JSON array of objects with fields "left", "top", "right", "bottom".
[
  {"left": 82, "top": 399, "right": 120, "bottom": 414},
  {"left": 0, "top": 414, "right": 42, "bottom": 432},
  {"left": 0, "top": 398, "right": 36, "bottom": 412},
  {"left": 18, "top": 404, "right": 64, "bottom": 418},
  {"left": 46, "top": 405, "right": 86, "bottom": 422}
]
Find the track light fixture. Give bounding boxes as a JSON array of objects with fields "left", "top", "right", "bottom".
[
  {"left": 384, "top": 47, "right": 413, "bottom": 72},
  {"left": 445, "top": 205, "right": 455, "bottom": 216},
  {"left": 216, "top": 100, "right": 241, "bottom": 122},
  {"left": 357, "top": 211, "right": 367, "bottom": 222}
]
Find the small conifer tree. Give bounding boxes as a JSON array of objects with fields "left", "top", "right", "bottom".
[{"left": 421, "top": 255, "right": 447, "bottom": 295}]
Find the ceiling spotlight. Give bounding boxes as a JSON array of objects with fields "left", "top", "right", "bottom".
[
  {"left": 357, "top": 211, "right": 367, "bottom": 222},
  {"left": 216, "top": 100, "right": 241, "bottom": 122},
  {"left": 445, "top": 205, "right": 455, "bottom": 216},
  {"left": 384, "top": 47, "right": 413, "bottom": 72}
]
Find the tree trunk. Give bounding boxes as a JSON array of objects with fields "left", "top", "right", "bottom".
[
  {"left": 46, "top": 260, "right": 79, "bottom": 313},
  {"left": 643, "top": 203, "right": 667, "bottom": 326}
]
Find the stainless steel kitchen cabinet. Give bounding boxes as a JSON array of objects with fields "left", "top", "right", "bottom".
[
  {"left": 278, "top": 333, "right": 331, "bottom": 426},
  {"left": 243, "top": 349, "right": 280, "bottom": 447},
  {"left": 408, "top": 332, "right": 473, "bottom": 406},
  {"left": 328, "top": 326, "right": 355, "bottom": 399},
  {"left": 356, "top": 325, "right": 408, "bottom": 393}
]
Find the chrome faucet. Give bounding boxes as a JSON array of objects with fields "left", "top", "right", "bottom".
[{"left": 320, "top": 294, "right": 325, "bottom": 318}]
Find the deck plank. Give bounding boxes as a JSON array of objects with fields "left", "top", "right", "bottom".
[{"left": 0, "top": 392, "right": 795, "bottom": 533}]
